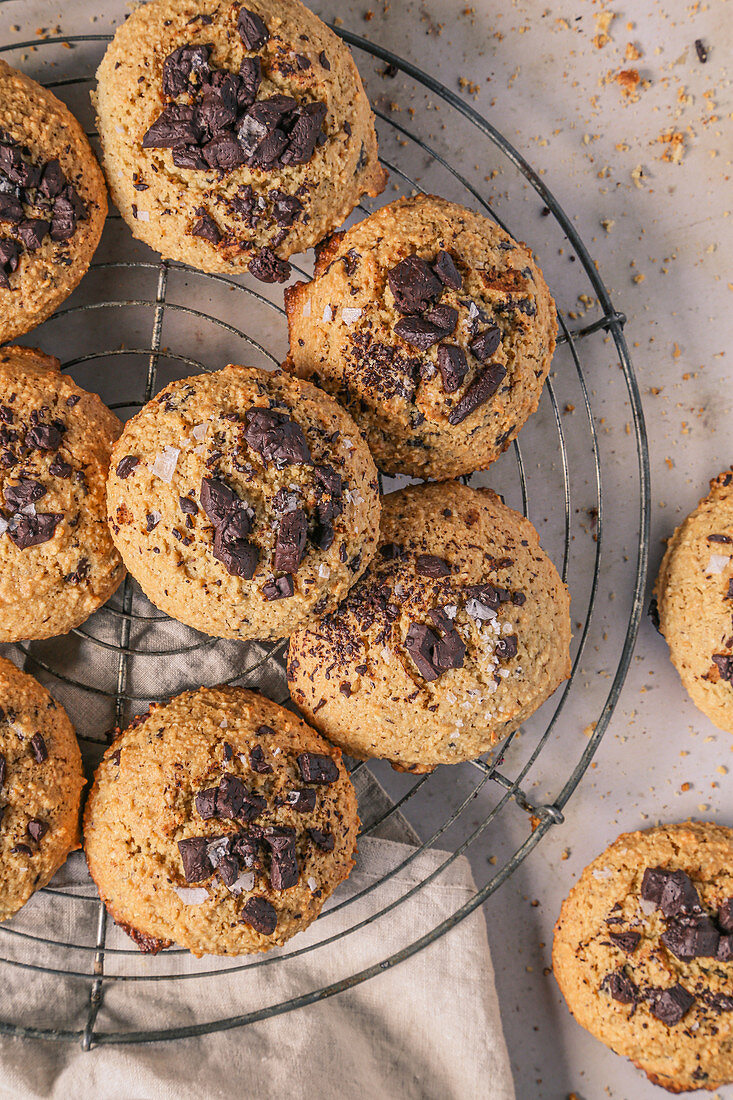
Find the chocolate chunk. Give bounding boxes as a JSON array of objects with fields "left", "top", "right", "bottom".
[
  {"left": 286, "top": 788, "right": 316, "bottom": 813},
  {"left": 495, "top": 634, "right": 518, "bottom": 661},
  {"left": 217, "top": 853, "right": 240, "bottom": 887},
  {"left": 115, "top": 455, "right": 139, "bottom": 479},
  {"left": 249, "top": 745, "right": 272, "bottom": 774},
  {"left": 641, "top": 867, "right": 701, "bottom": 917},
  {"left": 718, "top": 896, "right": 733, "bottom": 932},
  {"left": 436, "top": 344, "right": 469, "bottom": 393},
  {"left": 463, "top": 582, "right": 512, "bottom": 609},
  {"left": 17, "top": 218, "right": 50, "bottom": 251},
  {"left": 0, "top": 239, "right": 20, "bottom": 286},
  {"left": 469, "top": 326, "right": 502, "bottom": 362},
  {"left": 146, "top": 512, "right": 160, "bottom": 531},
  {"left": 648, "top": 984, "right": 695, "bottom": 1026},
  {"left": 297, "top": 752, "right": 339, "bottom": 785},
  {"left": 238, "top": 7, "right": 270, "bottom": 50},
  {"left": 25, "top": 424, "right": 62, "bottom": 451},
  {"left": 11, "top": 844, "right": 32, "bottom": 857},
  {"left": 318, "top": 50, "right": 331, "bottom": 70},
  {"left": 608, "top": 930, "right": 641, "bottom": 954},
  {"left": 3, "top": 479, "right": 45, "bottom": 509},
  {"left": 203, "top": 131, "right": 248, "bottom": 171},
  {"left": 712, "top": 653, "right": 733, "bottom": 682},
  {"left": 707, "top": 533, "right": 732, "bottom": 543},
  {"left": 243, "top": 407, "right": 311, "bottom": 466},
  {"left": 600, "top": 969, "right": 638, "bottom": 1004},
  {"left": 263, "top": 574, "right": 294, "bottom": 600},
  {"left": 239, "top": 56, "right": 262, "bottom": 103},
  {"left": 9, "top": 513, "right": 63, "bottom": 548},
  {"left": 198, "top": 77, "right": 239, "bottom": 134},
  {"left": 447, "top": 364, "right": 507, "bottom": 425},
  {"left": 217, "top": 773, "right": 249, "bottom": 819},
  {"left": 308, "top": 827, "right": 335, "bottom": 851},
  {"left": 171, "top": 147, "right": 208, "bottom": 170},
  {"left": 256, "top": 724, "right": 276, "bottom": 738},
  {"left": 717, "top": 934, "right": 733, "bottom": 962},
  {"left": 178, "top": 836, "right": 210, "bottom": 882},
  {"left": 694, "top": 38, "right": 708, "bottom": 63},
  {"left": 641, "top": 866, "right": 668, "bottom": 906},
  {"left": 405, "top": 621, "right": 466, "bottom": 681},
  {"left": 240, "top": 895, "right": 277, "bottom": 935},
  {"left": 423, "top": 305, "right": 458, "bottom": 337},
  {"left": 387, "top": 255, "right": 443, "bottom": 314},
  {"left": 161, "top": 44, "right": 212, "bottom": 97},
  {"left": 393, "top": 315, "right": 445, "bottom": 351},
  {"left": 200, "top": 477, "right": 239, "bottom": 527},
  {"left": 661, "top": 914, "right": 720, "bottom": 960},
  {"left": 432, "top": 250, "right": 462, "bottom": 290},
  {"left": 64, "top": 558, "right": 90, "bottom": 585},
  {"left": 248, "top": 246, "right": 291, "bottom": 283},
  {"left": 231, "top": 830, "right": 260, "bottom": 867},
  {"left": 142, "top": 104, "right": 200, "bottom": 149},
  {"left": 179, "top": 495, "right": 198, "bottom": 515},
  {"left": 280, "top": 101, "right": 327, "bottom": 166},
  {"left": 273, "top": 508, "right": 307, "bottom": 573},
  {"left": 195, "top": 786, "right": 219, "bottom": 820},
  {"left": 416, "top": 554, "right": 451, "bottom": 578},
  {"left": 26, "top": 818, "right": 48, "bottom": 842},
  {"left": 0, "top": 192, "right": 22, "bottom": 227},
  {"left": 190, "top": 209, "right": 221, "bottom": 243},
  {"left": 213, "top": 514, "right": 259, "bottom": 579},
  {"left": 294, "top": 54, "right": 311, "bottom": 70},
  {"left": 264, "top": 826, "right": 299, "bottom": 890},
  {"left": 269, "top": 188, "right": 303, "bottom": 227},
  {"left": 427, "top": 607, "right": 454, "bottom": 636},
  {"left": 314, "top": 463, "right": 342, "bottom": 498},
  {"left": 50, "top": 190, "right": 84, "bottom": 242},
  {"left": 38, "top": 158, "right": 64, "bottom": 198}
]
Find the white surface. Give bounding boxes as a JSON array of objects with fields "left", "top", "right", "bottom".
[{"left": 1, "top": 0, "right": 732, "bottom": 1096}]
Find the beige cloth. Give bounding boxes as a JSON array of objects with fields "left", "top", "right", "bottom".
[{"left": 0, "top": 590, "right": 514, "bottom": 1100}]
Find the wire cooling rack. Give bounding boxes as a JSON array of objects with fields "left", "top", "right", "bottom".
[{"left": 0, "top": 15, "right": 650, "bottom": 1048}]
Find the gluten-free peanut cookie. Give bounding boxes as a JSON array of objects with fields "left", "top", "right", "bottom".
[
  {"left": 106, "top": 365, "right": 380, "bottom": 640},
  {"left": 655, "top": 471, "right": 733, "bottom": 734},
  {"left": 284, "top": 194, "right": 557, "bottom": 478},
  {"left": 84, "top": 685, "right": 359, "bottom": 956},
  {"left": 0, "top": 60, "right": 107, "bottom": 342},
  {"left": 553, "top": 821, "right": 733, "bottom": 1093},
  {"left": 0, "top": 654, "right": 85, "bottom": 922},
  {"left": 93, "top": 0, "right": 385, "bottom": 281},
  {"left": 287, "top": 481, "right": 571, "bottom": 769},
  {"left": 0, "top": 346, "right": 123, "bottom": 642}
]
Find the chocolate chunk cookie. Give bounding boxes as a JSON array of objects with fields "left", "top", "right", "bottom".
[
  {"left": 655, "top": 470, "right": 733, "bottom": 734},
  {"left": 0, "top": 60, "right": 107, "bottom": 342},
  {"left": 106, "top": 365, "right": 380, "bottom": 640},
  {"left": 84, "top": 685, "right": 358, "bottom": 956},
  {"left": 283, "top": 194, "right": 557, "bottom": 478},
  {"left": 93, "top": 0, "right": 385, "bottom": 280},
  {"left": 287, "top": 481, "right": 571, "bottom": 769},
  {"left": 553, "top": 821, "right": 733, "bottom": 1092},
  {"left": 0, "top": 346, "right": 124, "bottom": 641},
  {"left": 0, "top": 654, "right": 85, "bottom": 921}
]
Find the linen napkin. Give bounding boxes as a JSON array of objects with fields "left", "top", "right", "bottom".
[{"left": 0, "top": 584, "right": 515, "bottom": 1100}]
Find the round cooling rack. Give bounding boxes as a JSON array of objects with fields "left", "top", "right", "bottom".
[{"left": 0, "top": 21, "right": 650, "bottom": 1049}]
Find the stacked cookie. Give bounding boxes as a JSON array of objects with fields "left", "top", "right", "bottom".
[{"left": 0, "top": 0, "right": 575, "bottom": 962}]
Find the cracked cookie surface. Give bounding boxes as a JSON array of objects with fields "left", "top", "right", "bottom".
[
  {"left": 93, "top": 0, "right": 385, "bottom": 280},
  {"left": 284, "top": 194, "right": 556, "bottom": 479},
  {"left": 553, "top": 821, "right": 733, "bottom": 1093},
  {"left": 106, "top": 364, "right": 380, "bottom": 640},
  {"left": 287, "top": 480, "right": 570, "bottom": 769},
  {"left": 84, "top": 684, "right": 358, "bottom": 956}
]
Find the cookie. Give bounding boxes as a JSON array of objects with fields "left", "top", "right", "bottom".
[
  {"left": 654, "top": 471, "right": 733, "bottom": 734},
  {"left": 0, "top": 654, "right": 85, "bottom": 921},
  {"left": 287, "top": 481, "right": 571, "bottom": 769},
  {"left": 93, "top": 0, "right": 386, "bottom": 282},
  {"left": 283, "top": 194, "right": 557, "bottom": 479},
  {"left": 0, "top": 345, "right": 124, "bottom": 642},
  {"left": 106, "top": 365, "right": 380, "bottom": 640},
  {"left": 0, "top": 60, "right": 107, "bottom": 342},
  {"left": 84, "top": 685, "right": 358, "bottom": 956},
  {"left": 553, "top": 821, "right": 733, "bottom": 1093}
]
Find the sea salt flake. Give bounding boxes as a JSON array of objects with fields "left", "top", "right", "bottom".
[
  {"left": 443, "top": 604, "right": 457, "bottom": 619},
  {"left": 115, "top": 125, "right": 125, "bottom": 134},
  {"left": 322, "top": 304, "right": 333, "bottom": 323},
  {"left": 302, "top": 300, "right": 311, "bottom": 317},
  {"left": 191, "top": 422, "right": 207, "bottom": 441},
  {"left": 20, "top": 503, "right": 36, "bottom": 516},
  {"left": 174, "top": 886, "right": 208, "bottom": 906},
  {"left": 341, "top": 307, "right": 362, "bottom": 324},
  {"left": 0, "top": 517, "right": 7, "bottom": 535},
  {"left": 137, "top": 209, "right": 150, "bottom": 222},
  {"left": 592, "top": 867, "right": 613, "bottom": 880},
  {"left": 148, "top": 510, "right": 161, "bottom": 527},
  {"left": 228, "top": 871, "right": 255, "bottom": 896},
  {"left": 639, "top": 897, "right": 656, "bottom": 915},
  {"left": 318, "top": 563, "right": 330, "bottom": 579},
  {"left": 151, "top": 445, "right": 180, "bottom": 482},
  {"left": 307, "top": 876, "right": 318, "bottom": 893},
  {"left": 706, "top": 554, "right": 729, "bottom": 574},
  {"left": 220, "top": 718, "right": 228, "bottom": 728},
  {"left": 343, "top": 437, "right": 355, "bottom": 451},
  {"left": 206, "top": 838, "right": 229, "bottom": 867},
  {"left": 465, "top": 598, "right": 496, "bottom": 622}
]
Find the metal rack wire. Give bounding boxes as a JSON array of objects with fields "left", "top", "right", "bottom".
[{"left": 0, "top": 20, "right": 649, "bottom": 1048}]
